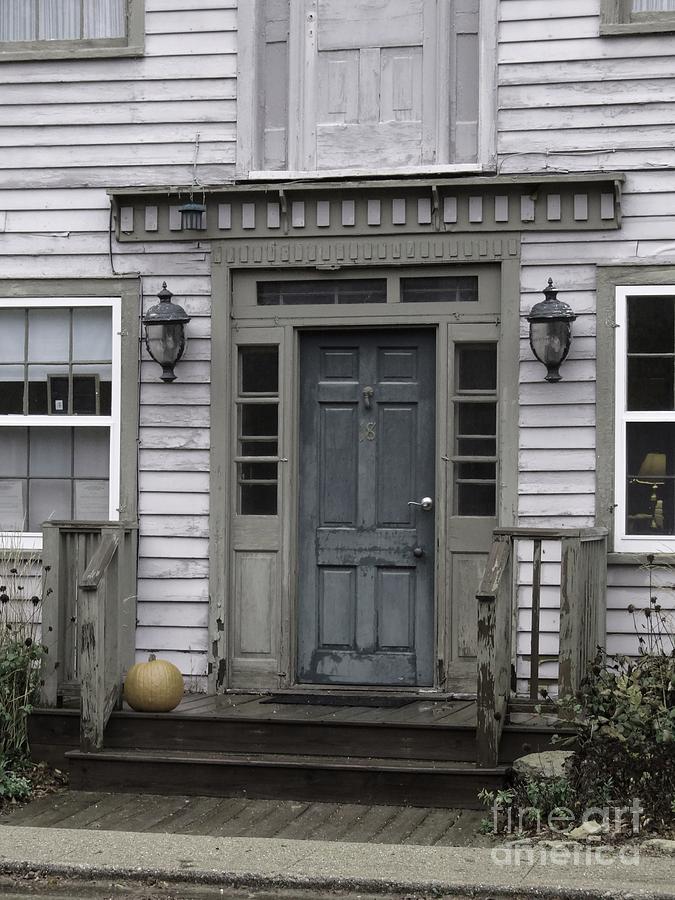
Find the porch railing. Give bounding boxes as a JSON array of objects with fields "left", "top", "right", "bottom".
[
  {"left": 40, "top": 521, "right": 138, "bottom": 751},
  {"left": 476, "top": 526, "right": 607, "bottom": 767}
]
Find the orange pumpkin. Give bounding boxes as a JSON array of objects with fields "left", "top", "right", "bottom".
[{"left": 123, "top": 654, "right": 184, "bottom": 712}]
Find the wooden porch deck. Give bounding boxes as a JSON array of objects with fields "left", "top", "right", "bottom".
[{"left": 131, "top": 692, "right": 556, "bottom": 729}]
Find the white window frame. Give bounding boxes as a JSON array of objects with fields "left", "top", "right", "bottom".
[
  {"left": 0, "top": 0, "right": 144, "bottom": 61},
  {"left": 0, "top": 296, "right": 122, "bottom": 551},
  {"left": 614, "top": 285, "right": 675, "bottom": 553}
]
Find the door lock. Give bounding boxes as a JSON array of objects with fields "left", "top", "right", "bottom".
[{"left": 408, "top": 496, "right": 433, "bottom": 511}]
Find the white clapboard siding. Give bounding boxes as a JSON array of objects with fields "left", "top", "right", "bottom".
[
  {"left": 502, "top": 1, "right": 675, "bottom": 686},
  {"left": 0, "top": 2, "right": 236, "bottom": 191},
  {"left": 136, "top": 270, "right": 212, "bottom": 676},
  {"left": 0, "top": 0, "right": 220, "bottom": 674}
]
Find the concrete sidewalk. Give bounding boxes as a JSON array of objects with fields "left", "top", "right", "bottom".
[{"left": 0, "top": 824, "right": 674, "bottom": 899}]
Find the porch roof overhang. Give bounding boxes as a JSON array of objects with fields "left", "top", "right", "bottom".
[{"left": 109, "top": 172, "right": 624, "bottom": 244}]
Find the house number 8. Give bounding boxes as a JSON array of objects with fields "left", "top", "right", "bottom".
[{"left": 364, "top": 422, "right": 376, "bottom": 441}]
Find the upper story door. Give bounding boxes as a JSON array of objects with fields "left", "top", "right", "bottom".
[
  {"left": 297, "top": 329, "right": 436, "bottom": 685},
  {"left": 239, "top": 0, "right": 492, "bottom": 175}
]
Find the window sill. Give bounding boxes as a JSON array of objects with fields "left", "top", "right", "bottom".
[
  {"left": 0, "top": 41, "right": 144, "bottom": 63},
  {"left": 608, "top": 551, "right": 675, "bottom": 565},
  {"left": 244, "top": 164, "right": 488, "bottom": 182},
  {"left": 0, "top": 533, "right": 43, "bottom": 554},
  {"left": 600, "top": 20, "right": 675, "bottom": 35}
]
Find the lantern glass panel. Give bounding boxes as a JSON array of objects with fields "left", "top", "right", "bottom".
[
  {"left": 145, "top": 321, "right": 186, "bottom": 367},
  {"left": 530, "top": 320, "right": 571, "bottom": 368}
]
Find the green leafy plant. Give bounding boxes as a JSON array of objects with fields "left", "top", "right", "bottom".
[
  {"left": 0, "top": 759, "right": 31, "bottom": 802},
  {"left": 564, "top": 647, "right": 674, "bottom": 827},
  {"left": 0, "top": 538, "right": 45, "bottom": 766}
]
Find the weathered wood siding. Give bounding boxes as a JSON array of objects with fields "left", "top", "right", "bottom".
[
  {"left": 0, "top": 0, "right": 238, "bottom": 686},
  {"left": 499, "top": 0, "right": 675, "bottom": 676}
]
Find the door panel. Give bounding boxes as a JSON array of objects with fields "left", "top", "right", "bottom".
[{"left": 298, "top": 329, "right": 435, "bottom": 686}]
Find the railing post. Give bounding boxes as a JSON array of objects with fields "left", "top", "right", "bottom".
[
  {"left": 559, "top": 535, "right": 582, "bottom": 698},
  {"left": 40, "top": 523, "right": 61, "bottom": 707},
  {"left": 79, "top": 576, "right": 106, "bottom": 752},
  {"left": 529, "top": 539, "right": 543, "bottom": 701},
  {"left": 476, "top": 535, "right": 512, "bottom": 768},
  {"left": 78, "top": 529, "right": 121, "bottom": 752}
]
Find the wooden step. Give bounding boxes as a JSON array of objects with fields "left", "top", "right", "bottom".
[
  {"left": 30, "top": 707, "right": 568, "bottom": 770},
  {"left": 66, "top": 748, "right": 507, "bottom": 809}
]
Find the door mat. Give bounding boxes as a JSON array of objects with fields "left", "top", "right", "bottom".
[{"left": 260, "top": 693, "right": 416, "bottom": 708}]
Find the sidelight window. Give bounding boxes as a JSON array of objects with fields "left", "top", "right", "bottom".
[
  {"left": 236, "top": 345, "right": 280, "bottom": 515},
  {"left": 452, "top": 343, "right": 497, "bottom": 516}
]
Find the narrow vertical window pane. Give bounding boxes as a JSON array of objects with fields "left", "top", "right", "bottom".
[
  {"left": 0, "top": 480, "right": 27, "bottom": 531},
  {"left": 0, "top": 366, "right": 25, "bottom": 414},
  {"left": 0, "top": 3, "right": 36, "bottom": 41},
  {"left": 38, "top": 0, "right": 81, "bottom": 40},
  {"left": 28, "top": 309, "right": 70, "bottom": 362},
  {"left": 30, "top": 428, "right": 71, "bottom": 476},
  {"left": 626, "top": 422, "right": 675, "bottom": 536},
  {"left": 626, "top": 295, "right": 675, "bottom": 411},
  {"left": 74, "top": 428, "right": 110, "bottom": 476},
  {"left": 240, "top": 346, "right": 278, "bottom": 393},
  {"left": 456, "top": 344, "right": 497, "bottom": 391},
  {"left": 627, "top": 296, "right": 674, "bottom": 353},
  {"left": 0, "top": 310, "right": 26, "bottom": 363},
  {"left": 0, "top": 428, "right": 28, "bottom": 476},
  {"left": 632, "top": 0, "right": 675, "bottom": 10},
  {"left": 241, "top": 404, "right": 278, "bottom": 437},
  {"left": 237, "top": 344, "right": 279, "bottom": 515},
  {"left": 29, "top": 479, "right": 71, "bottom": 530},
  {"left": 84, "top": 0, "right": 125, "bottom": 38},
  {"left": 74, "top": 480, "right": 109, "bottom": 519},
  {"left": 72, "top": 308, "right": 112, "bottom": 361},
  {"left": 72, "top": 375, "right": 98, "bottom": 415}
]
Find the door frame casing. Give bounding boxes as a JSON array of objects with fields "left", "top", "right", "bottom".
[{"left": 209, "top": 241, "right": 520, "bottom": 694}]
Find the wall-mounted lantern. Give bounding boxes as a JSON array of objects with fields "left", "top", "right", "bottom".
[
  {"left": 142, "top": 282, "right": 191, "bottom": 383},
  {"left": 179, "top": 201, "right": 206, "bottom": 230},
  {"left": 527, "top": 278, "right": 577, "bottom": 383}
]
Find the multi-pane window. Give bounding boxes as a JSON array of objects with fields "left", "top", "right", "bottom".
[
  {"left": 632, "top": 0, "right": 675, "bottom": 10},
  {"left": 0, "top": 0, "right": 143, "bottom": 58},
  {"left": 0, "top": 299, "right": 119, "bottom": 540},
  {"left": 0, "top": 1, "right": 125, "bottom": 42},
  {"left": 601, "top": 0, "right": 675, "bottom": 31},
  {"left": 452, "top": 343, "right": 497, "bottom": 516},
  {"left": 615, "top": 287, "right": 675, "bottom": 550},
  {"left": 257, "top": 280, "right": 386, "bottom": 306},
  {"left": 236, "top": 346, "right": 279, "bottom": 515}
]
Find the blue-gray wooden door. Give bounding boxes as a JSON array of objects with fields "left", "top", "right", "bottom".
[{"left": 297, "top": 330, "right": 435, "bottom": 686}]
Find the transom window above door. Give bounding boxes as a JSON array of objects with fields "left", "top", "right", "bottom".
[
  {"left": 238, "top": 0, "right": 495, "bottom": 176},
  {"left": 234, "top": 266, "right": 499, "bottom": 318}
]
